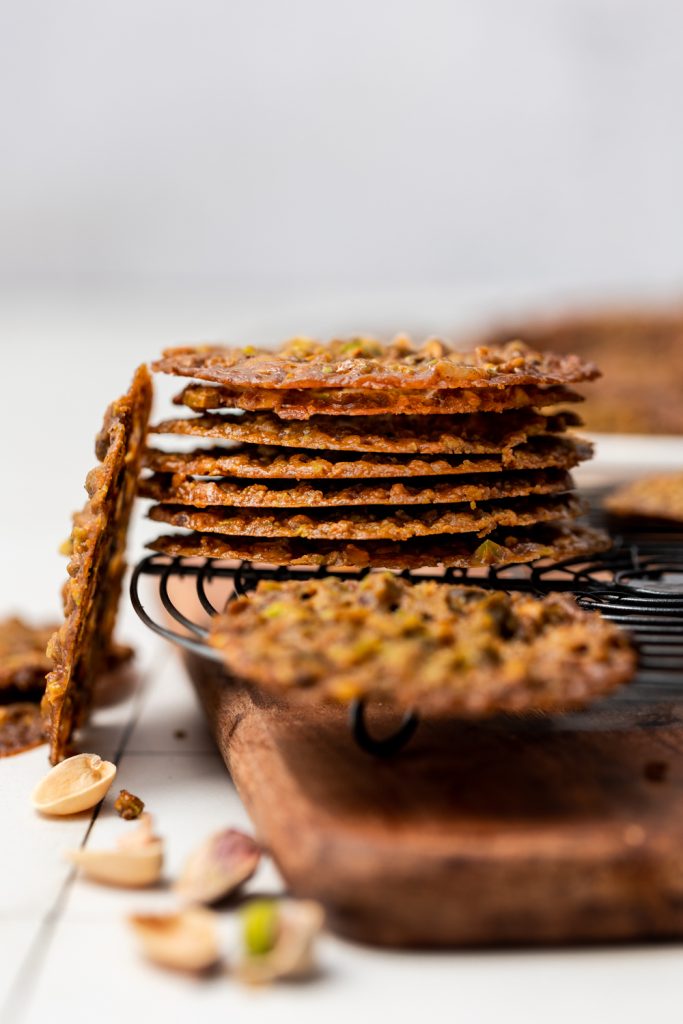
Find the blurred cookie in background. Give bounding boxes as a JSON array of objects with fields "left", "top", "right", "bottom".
[
  {"left": 605, "top": 471, "right": 683, "bottom": 523},
  {"left": 480, "top": 309, "right": 683, "bottom": 435}
]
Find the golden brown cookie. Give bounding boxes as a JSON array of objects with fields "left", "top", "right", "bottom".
[
  {"left": 207, "top": 573, "right": 634, "bottom": 716},
  {"left": 138, "top": 468, "right": 573, "bottom": 508},
  {"left": 170, "top": 381, "right": 583, "bottom": 419},
  {"left": 143, "top": 435, "right": 592, "bottom": 480},
  {"left": 43, "top": 365, "right": 153, "bottom": 763},
  {"left": 0, "top": 617, "right": 56, "bottom": 698},
  {"left": 151, "top": 408, "right": 582, "bottom": 455},
  {"left": 148, "top": 493, "right": 585, "bottom": 541},
  {"left": 604, "top": 472, "right": 683, "bottom": 523},
  {"left": 154, "top": 337, "right": 598, "bottom": 390},
  {"left": 481, "top": 309, "right": 683, "bottom": 434},
  {"left": 147, "top": 520, "right": 610, "bottom": 569},
  {"left": 0, "top": 703, "right": 46, "bottom": 757}
]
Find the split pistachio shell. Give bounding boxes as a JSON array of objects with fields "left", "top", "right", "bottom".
[
  {"left": 238, "top": 899, "right": 324, "bottom": 985},
  {"left": 67, "top": 844, "right": 162, "bottom": 888},
  {"left": 174, "top": 828, "right": 261, "bottom": 905},
  {"left": 31, "top": 753, "right": 117, "bottom": 816},
  {"left": 117, "top": 813, "right": 157, "bottom": 851},
  {"left": 128, "top": 908, "right": 221, "bottom": 973},
  {"left": 66, "top": 815, "right": 163, "bottom": 888}
]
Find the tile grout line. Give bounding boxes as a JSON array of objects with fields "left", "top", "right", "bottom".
[{"left": 0, "top": 647, "right": 168, "bottom": 1024}]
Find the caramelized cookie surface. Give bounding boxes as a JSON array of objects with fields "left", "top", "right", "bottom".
[
  {"left": 154, "top": 337, "right": 598, "bottom": 391},
  {"left": 207, "top": 572, "right": 633, "bottom": 716},
  {"left": 147, "top": 520, "right": 609, "bottom": 569},
  {"left": 43, "top": 365, "right": 152, "bottom": 762}
]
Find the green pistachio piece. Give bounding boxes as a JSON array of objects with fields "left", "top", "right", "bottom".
[
  {"left": 242, "top": 899, "right": 279, "bottom": 956},
  {"left": 262, "top": 602, "right": 288, "bottom": 619},
  {"left": 472, "top": 539, "right": 509, "bottom": 566}
]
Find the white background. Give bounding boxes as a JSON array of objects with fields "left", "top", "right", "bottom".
[{"left": 2, "top": 0, "right": 683, "bottom": 294}]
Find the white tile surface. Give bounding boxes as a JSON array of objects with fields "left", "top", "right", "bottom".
[
  {"left": 7, "top": 527, "right": 683, "bottom": 1024},
  {"left": 0, "top": 921, "right": 43, "bottom": 1001},
  {"left": 5, "top": 2, "right": 683, "bottom": 300},
  {"left": 2, "top": 291, "right": 682, "bottom": 1024},
  {"left": 124, "top": 651, "right": 218, "bottom": 756},
  {"left": 0, "top": 746, "right": 91, "bottom": 917}
]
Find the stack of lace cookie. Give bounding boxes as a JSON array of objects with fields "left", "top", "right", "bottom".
[{"left": 141, "top": 337, "right": 609, "bottom": 570}]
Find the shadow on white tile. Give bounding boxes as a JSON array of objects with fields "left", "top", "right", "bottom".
[
  {"left": 19, "top": 911, "right": 683, "bottom": 1024},
  {"left": 124, "top": 648, "right": 218, "bottom": 756}
]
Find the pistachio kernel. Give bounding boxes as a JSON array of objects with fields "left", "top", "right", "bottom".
[{"left": 114, "top": 789, "right": 145, "bottom": 820}]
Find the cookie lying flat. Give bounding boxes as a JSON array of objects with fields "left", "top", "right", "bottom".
[
  {"left": 0, "top": 703, "right": 46, "bottom": 757},
  {"left": 604, "top": 473, "right": 683, "bottom": 523},
  {"left": 171, "top": 381, "right": 583, "bottom": 419},
  {"left": 151, "top": 409, "right": 582, "bottom": 455},
  {"left": 154, "top": 337, "right": 598, "bottom": 390},
  {"left": 0, "top": 614, "right": 131, "bottom": 758},
  {"left": 139, "top": 468, "right": 573, "bottom": 508},
  {"left": 147, "top": 520, "right": 610, "bottom": 568},
  {"left": 143, "top": 435, "right": 592, "bottom": 480},
  {"left": 43, "top": 365, "right": 153, "bottom": 763},
  {"left": 207, "top": 572, "right": 633, "bottom": 716},
  {"left": 481, "top": 309, "right": 683, "bottom": 435},
  {"left": 148, "top": 493, "right": 584, "bottom": 541},
  {"left": 0, "top": 617, "right": 56, "bottom": 698}
]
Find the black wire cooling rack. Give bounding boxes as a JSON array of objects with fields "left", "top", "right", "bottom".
[{"left": 130, "top": 501, "right": 683, "bottom": 755}]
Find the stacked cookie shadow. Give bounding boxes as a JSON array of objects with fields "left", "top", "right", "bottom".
[{"left": 141, "top": 337, "right": 609, "bottom": 570}]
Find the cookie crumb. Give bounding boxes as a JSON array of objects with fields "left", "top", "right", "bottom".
[{"left": 114, "top": 789, "right": 145, "bottom": 819}]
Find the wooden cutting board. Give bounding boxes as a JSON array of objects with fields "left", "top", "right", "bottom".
[{"left": 186, "top": 651, "right": 683, "bottom": 948}]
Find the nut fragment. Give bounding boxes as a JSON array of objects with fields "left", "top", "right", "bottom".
[
  {"left": 66, "top": 813, "right": 163, "bottom": 888},
  {"left": 243, "top": 899, "right": 279, "bottom": 956},
  {"left": 31, "top": 752, "right": 116, "bottom": 815},
  {"left": 237, "top": 899, "right": 324, "bottom": 985},
  {"left": 174, "top": 828, "right": 261, "bottom": 905},
  {"left": 128, "top": 908, "right": 221, "bottom": 973},
  {"left": 114, "top": 789, "right": 145, "bottom": 819}
]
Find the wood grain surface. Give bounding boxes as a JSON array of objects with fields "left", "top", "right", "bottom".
[{"left": 186, "top": 651, "right": 683, "bottom": 948}]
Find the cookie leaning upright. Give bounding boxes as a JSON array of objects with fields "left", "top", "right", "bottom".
[{"left": 43, "top": 365, "right": 153, "bottom": 763}]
